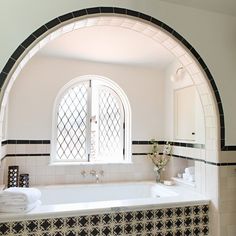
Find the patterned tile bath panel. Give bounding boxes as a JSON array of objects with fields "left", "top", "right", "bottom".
[{"left": 0, "top": 204, "right": 209, "bottom": 236}]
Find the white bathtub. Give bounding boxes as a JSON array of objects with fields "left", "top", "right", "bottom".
[
  {"left": 39, "top": 182, "right": 177, "bottom": 205},
  {"left": 0, "top": 181, "right": 209, "bottom": 222}
]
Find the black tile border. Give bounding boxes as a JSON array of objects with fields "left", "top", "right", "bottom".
[
  {"left": 132, "top": 153, "right": 236, "bottom": 166},
  {"left": 1, "top": 140, "right": 50, "bottom": 145},
  {"left": 132, "top": 140, "right": 205, "bottom": 149},
  {"left": 0, "top": 6, "right": 229, "bottom": 150}
]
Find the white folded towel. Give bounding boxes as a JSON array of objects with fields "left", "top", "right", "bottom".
[
  {"left": 0, "top": 200, "right": 41, "bottom": 213},
  {"left": 0, "top": 187, "right": 41, "bottom": 205}
]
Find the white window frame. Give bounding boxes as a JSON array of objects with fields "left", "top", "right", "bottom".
[{"left": 50, "top": 75, "right": 131, "bottom": 164}]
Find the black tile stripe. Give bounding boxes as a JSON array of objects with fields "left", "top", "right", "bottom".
[
  {"left": 132, "top": 140, "right": 204, "bottom": 149},
  {"left": 0, "top": 6, "right": 227, "bottom": 150},
  {"left": 5, "top": 153, "right": 50, "bottom": 157},
  {"left": 1, "top": 139, "right": 50, "bottom": 145}
]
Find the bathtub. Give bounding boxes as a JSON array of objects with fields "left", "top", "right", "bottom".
[
  {"left": 0, "top": 181, "right": 209, "bottom": 222},
  {"left": 39, "top": 182, "right": 178, "bottom": 205},
  {"left": 0, "top": 181, "right": 210, "bottom": 235}
]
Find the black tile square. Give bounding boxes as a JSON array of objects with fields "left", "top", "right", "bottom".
[
  {"left": 59, "top": 13, "right": 74, "bottom": 22},
  {"left": 155, "top": 209, "right": 164, "bottom": 219},
  {"left": 102, "top": 226, "right": 112, "bottom": 236},
  {"left": 193, "top": 216, "right": 201, "bottom": 226},
  {"left": 193, "top": 206, "right": 200, "bottom": 215},
  {"left": 184, "top": 217, "right": 192, "bottom": 227},
  {"left": 145, "top": 222, "right": 154, "bottom": 232},
  {"left": 165, "top": 219, "right": 173, "bottom": 229},
  {"left": 12, "top": 221, "right": 24, "bottom": 233},
  {"left": 175, "top": 218, "right": 183, "bottom": 228},
  {"left": 90, "top": 227, "right": 100, "bottom": 236},
  {"left": 32, "top": 25, "right": 48, "bottom": 38},
  {"left": 0, "top": 223, "right": 10, "bottom": 235},
  {"left": 113, "top": 213, "right": 123, "bottom": 223},
  {"left": 134, "top": 223, "right": 143, "bottom": 233},
  {"left": 184, "top": 206, "right": 192, "bottom": 216},
  {"left": 3, "top": 57, "right": 15, "bottom": 74},
  {"left": 202, "top": 205, "right": 209, "bottom": 214},
  {"left": 124, "top": 224, "right": 132, "bottom": 234},
  {"left": 40, "top": 219, "right": 52, "bottom": 231},
  {"left": 90, "top": 215, "right": 100, "bottom": 226},
  {"left": 73, "top": 9, "right": 87, "bottom": 17},
  {"left": 102, "top": 214, "right": 112, "bottom": 224},
  {"left": 155, "top": 220, "right": 164, "bottom": 230},
  {"left": 202, "top": 215, "right": 209, "bottom": 225},
  {"left": 202, "top": 226, "right": 209, "bottom": 235},
  {"left": 45, "top": 18, "right": 61, "bottom": 30},
  {"left": 184, "top": 228, "right": 192, "bottom": 236},
  {"left": 87, "top": 7, "right": 100, "bottom": 15},
  {"left": 100, "top": 7, "right": 114, "bottom": 13},
  {"left": 113, "top": 225, "right": 123, "bottom": 235},
  {"left": 193, "top": 227, "right": 201, "bottom": 235},
  {"left": 127, "top": 9, "right": 140, "bottom": 17},
  {"left": 145, "top": 210, "right": 154, "bottom": 220},
  {"left": 174, "top": 207, "right": 183, "bottom": 217},
  {"left": 113, "top": 7, "right": 126, "bottom": 15},
  {"left": 124, "top": 212, "right": 133, "bottom": 222},
  {"left": 78, "top": 216, "right": 89, "bottom": 227},
  {"left": 26, "top": 220, "right": 38, "bottom": 232},
  {"left": 66, "top": 217, "right": 76, "bottom": 228},
  {"left": 53, "top": 218, "right": 64, "bottom": 229},
  {"left": 21, "top": 34, "right": 37, "bottom": 49},
  {"left": 11, "top": 45, "right": 25, "bottom": 60},
  {"left": 135, "top": 211, "right": 144, "bottom": 221},
  {"left": 165, "top": 208, "right": 173, "bottom": 218}
]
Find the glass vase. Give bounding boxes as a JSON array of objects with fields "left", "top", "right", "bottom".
[{"left": 154, "top": 167, "right": 161, "bottom": 183}]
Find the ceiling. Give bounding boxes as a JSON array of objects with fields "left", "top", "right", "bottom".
[
  {"left": 161, "top": 0, "right": 236, "bottom": 16},
  {"left": 39, "top": 25, "right": 175, "bottom": 69}
]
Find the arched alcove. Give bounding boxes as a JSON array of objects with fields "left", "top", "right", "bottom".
[
  {"left": 0, "top": 8, "right": 221, "bottom": 164},
  {"left": 0, "top": 7, "right": 225, "bottom": 235}
]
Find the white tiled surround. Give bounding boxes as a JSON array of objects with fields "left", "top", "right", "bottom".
[{"left": 3, "top": 155, "right": 155, "bottom": 186}]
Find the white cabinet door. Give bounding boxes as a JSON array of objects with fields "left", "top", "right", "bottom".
[{"left": 174, "top": 86, "right": 196, "bottom": 141}]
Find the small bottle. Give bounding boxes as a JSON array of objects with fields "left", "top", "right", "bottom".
[
  {"left": 19, "top": 174, "right": 29, "bottom": 187},
  {"left": 8, "top": 166, "right": 19, "bottom": 187}
]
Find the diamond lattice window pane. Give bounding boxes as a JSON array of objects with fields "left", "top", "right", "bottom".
[
  {"left": 98, "top": 88, "right": 123, "bottom": 159},
  {"left": 56, "top": 82, "right": 88, "bottom": 160}
]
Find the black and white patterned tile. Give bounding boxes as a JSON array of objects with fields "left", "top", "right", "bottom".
[{"left": 0, "top": 204, "right": 209, "bottom": 236}]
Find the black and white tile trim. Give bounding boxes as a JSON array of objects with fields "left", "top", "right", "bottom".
[
  {"left": 1, "top": 139, "right": 236, "bottom": 166},
  {"left": 0, "top": 204, "right": 209, "bottom": 236},
  {"left": 0, "top": 7, "right": 227, "bottom": 150}
]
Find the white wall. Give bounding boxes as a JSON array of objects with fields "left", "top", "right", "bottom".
[{"left": 7, "top": 55, "right": 166, "bottom": 141}]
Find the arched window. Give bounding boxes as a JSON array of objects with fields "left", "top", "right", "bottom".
[{"left": 51, "top": 75, "right": 131, "bottom": 164}]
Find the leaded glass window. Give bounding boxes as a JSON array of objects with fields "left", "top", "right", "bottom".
[{"left": 53, "top": 79, "right": 125, "bottom": 163}]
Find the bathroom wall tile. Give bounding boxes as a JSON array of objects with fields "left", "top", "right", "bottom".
[
  {"left": 25, "top": 144, "right": 37, "bottom": 154},
  {"left": 7, "top": 144, "right": 16, "bottom": 154},
  {"left": 15, "top": 144, "right": 26, "bottom": 154},
  {"left": 219, "top": 151, "right": 236, "bottom": 163}
]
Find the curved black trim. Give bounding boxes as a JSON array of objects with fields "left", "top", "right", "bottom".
[{"left": 0, "top": 7, "right": 229, "bottom": 150}]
